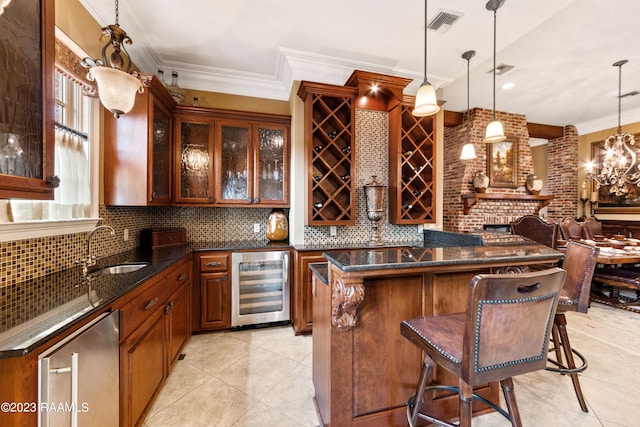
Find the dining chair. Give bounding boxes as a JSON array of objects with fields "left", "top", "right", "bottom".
[
  {"left": 580, "top": 217, "right": 602, "bottom": 239},
  {"left": 559, "top": 217, "right": 582, "bottom": 240},
  {"left": 510, "top": 214, "right": 558, "bottom": 248},
  {"left": 401, "top": 267, "right": 567, "bottom": 427},
  {"left": 547, "top": 240, "right": 599, "bottom": 412}
]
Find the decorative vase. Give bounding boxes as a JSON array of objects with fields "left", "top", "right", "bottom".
[
  {"left": 473, "top": 171, "right": 489, "bottom": 193},
  {"left": 526, "top": 174, "right": 543, "bottom": 195},
  {"left": 363, "top": 175, "right": 386, "bottom": 246},
  {"left": 266, "top": 210, "right": 288, "bottom": 241}
]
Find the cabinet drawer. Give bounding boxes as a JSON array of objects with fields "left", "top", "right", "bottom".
[
  {"left": 200, "top": 254, "right": 228, "bottom": 272},
  {"left": 167, "top": 260, "right": 190, "bottom": 296},
  {"left": 120, "top": 277, "right": 166, "bottom": 339}
]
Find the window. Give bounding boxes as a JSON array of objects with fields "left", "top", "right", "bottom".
[{"left": 0, "top": 36, "right": 99, "bottom": 242}]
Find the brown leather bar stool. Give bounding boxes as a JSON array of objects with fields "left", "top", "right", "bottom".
[
  {"left": 547, "top": 240, "right": 599, "bottom": 412},
  {"left": 401, "top": 268, "right": 566, "bottom": 427}
]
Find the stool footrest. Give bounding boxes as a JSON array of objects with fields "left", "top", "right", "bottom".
[
  {"left": 407, "top": 385, "right": 510, "bottom": 427},
  {"left": 546, "top": 348, "right": 588, "bottom": 374}
]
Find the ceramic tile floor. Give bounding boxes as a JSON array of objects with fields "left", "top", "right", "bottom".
[{"left": 144, "top": 302, "right": 640, "bottom": 427}]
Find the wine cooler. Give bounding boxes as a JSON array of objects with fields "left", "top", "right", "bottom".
[{"left": 231, "top": 250, "right": 290, "bottom": 327}]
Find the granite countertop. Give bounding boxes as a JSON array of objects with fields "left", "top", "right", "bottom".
[
  {"left": 0, "top": 246, "right": 191, "bottom": 358},
  {"left": 308, "top": 262, "right": 328, "bottom": 285},
  {"left": 323, "top": 243, "right": 562, "bottom": 273}
]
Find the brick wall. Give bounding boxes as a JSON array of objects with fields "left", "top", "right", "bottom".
[
  {"left": 546, "top": 125, "right": 579, "bottom": 222},
  {"left": 443, "top": 109, "right": 577, "bottom": 232}
]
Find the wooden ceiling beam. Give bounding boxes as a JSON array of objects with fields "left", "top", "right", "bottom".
[{"left": 442, "top": 110, "right": 565, "bottom": 140}]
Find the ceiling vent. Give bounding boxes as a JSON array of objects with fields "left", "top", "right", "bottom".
[
  {"left": 487, "top": 63, "right": 515, "bottom": 76},
  {"left": 620, "top": 90, "right": 639, "bottom": 98},
  {"left": 428, "top": 10, "right": 463, "bottom": 33}
]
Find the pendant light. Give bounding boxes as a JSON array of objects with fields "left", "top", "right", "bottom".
[
  {"left": 483, "top": 0, "right": 507, "bottom": 143},
  {"left": 81, "top": 0, "right": 151, "bottom": 118},
  {"left": 460, "top": 50, "right": 477, "bottom": 160},
  {"left": 412, "top": 0, "right": 440, "bottom": 117}
]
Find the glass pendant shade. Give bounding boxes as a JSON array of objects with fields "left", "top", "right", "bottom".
[
  {"left": 460, "top": 143, "right": 477, "bottom": 160},
  {"left": 90, "top": 66, "right": 143, "bottom": 118},
  {"left": 412, "top": 82, "right": 440, "bottom": 117},
  {"left": 484, "top": 119, "right": 506, "bottom": 143}
]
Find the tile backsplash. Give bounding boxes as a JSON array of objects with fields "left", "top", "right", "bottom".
[{"left": 0, "top": 205, "right": 278, "bottom": 289}]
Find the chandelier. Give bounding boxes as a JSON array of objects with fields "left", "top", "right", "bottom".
[
  {"left": 81, "top": 0, "right": 151, "bottom": 117},
  {"left": 585, "top": 59, "right": 640, "bottom": 197}
]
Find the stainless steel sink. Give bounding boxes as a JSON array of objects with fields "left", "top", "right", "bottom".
[{"left": 92, "top": 263, "right": 149, "bottom": 275}]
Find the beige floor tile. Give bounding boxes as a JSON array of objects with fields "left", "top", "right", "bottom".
[
  {"left": 145, "top": 377, "right": 256, "bottom": 427},
  {"left": 147, "top": 360, "right": 212, "bottom": 418},
  {"left": 231, "top": 401, "right": 306, "bottom": 427},
  {"left": 146, "top": 303, "right": 639, "bottom": 427},
  {"left": 260, "top": 364, "right": 318, "bottom": 426},
  {"left": 183, "top": 334, "right": 255, "bottom": 376},
  {"left": 216, "top": 346, "right": 300, "bottom": 399}
]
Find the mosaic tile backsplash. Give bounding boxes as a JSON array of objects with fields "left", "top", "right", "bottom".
[{"left": 303, "top": 109, "right": 424, "bottom": 245}]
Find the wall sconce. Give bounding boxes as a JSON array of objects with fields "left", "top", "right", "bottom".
[{"left": 81, "top": 0, "right": 151, "bottom": 118}]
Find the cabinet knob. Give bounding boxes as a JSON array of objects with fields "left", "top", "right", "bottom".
[
  {"left": 46, "top": 175, "right": 60, "bottom": 188},
  {"left": 164, "top": 300, "right": 175, "bottom": 314},
  {"left": 222, "top": 276, "right": 228, "bottom": 281},
  {"left": 254, "top": 197, "right": 259, "bottom": 203},
  {"left": 151, "top": 191, "right": 156, "bottom": 199},
  {"left": 206, "top": 261, "right": 222, "bottom": 267},
  {"left": 178, "top": 273, "right": 188, "bottom": 281}
]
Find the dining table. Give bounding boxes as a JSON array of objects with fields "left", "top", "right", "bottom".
[{"left": 571, "top": 237, "right": 640, "bottom": 313}]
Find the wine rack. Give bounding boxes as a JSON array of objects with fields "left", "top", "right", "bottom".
[
  {"left": 389, "top": 103, "right": 436, "bottom": 224},
  {"left": 298, "top": 82, "right": 357, "bottom": 225}
]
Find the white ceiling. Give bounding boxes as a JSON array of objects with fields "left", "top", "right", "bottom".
[{"left": 78, "top": 0, "right": 640, "bottom": 133}]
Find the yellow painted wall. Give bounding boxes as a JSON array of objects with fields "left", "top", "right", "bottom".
[{"left": 578, "top": 122, "right": 640, "bottom": 220}]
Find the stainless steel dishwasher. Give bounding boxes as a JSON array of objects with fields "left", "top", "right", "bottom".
[
  {"left": 38, "top": 310, "right": 119, "bottom": 427},
  {"left": 231, "top": 251, "right": 290, "bottom": 327}
]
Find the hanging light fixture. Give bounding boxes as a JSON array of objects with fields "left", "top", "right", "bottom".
[
  {"left": 412, "top": 0, "right": 440, "bottom": 117},
  {"left": 483, "top": 0, "right": 506, "bottom": 143},
  {"left": 585, "top": 59, "right": 640, "bottom": 197},
  {"left": 81, "top": 0, "right": 151, "bottom": 118},
  {"left": 460, "top": 50, "right": 477, "bottom": 160}
]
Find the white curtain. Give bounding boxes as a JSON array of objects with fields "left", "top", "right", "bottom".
[{"left": 9, "top": 129, "right": 91, "bottom": 221}]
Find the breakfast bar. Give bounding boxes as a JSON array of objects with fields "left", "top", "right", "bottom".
[{"left": 312, "top": 239, "right": 563, "bottom": 426}]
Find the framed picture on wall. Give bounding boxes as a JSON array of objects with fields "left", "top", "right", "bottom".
[
  {"left": 487, "top": 137, "right": 518, "bottom": 188},
  {"left": 591, "top": 137, "right": 640, "bottom": 213}
]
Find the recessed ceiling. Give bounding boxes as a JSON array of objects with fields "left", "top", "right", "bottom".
[{"left": 78, "top": 0, "right": 640, "bottom": 133}]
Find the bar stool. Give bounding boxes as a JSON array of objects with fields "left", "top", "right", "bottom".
[
  {"left": 401, "top": 268, "right": 566, "bottom": 427},
  {"left": 547, "top": 240, "right": 599, "bottom": 412}
]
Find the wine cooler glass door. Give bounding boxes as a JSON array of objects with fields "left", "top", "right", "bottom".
[{"left": 231, "top": 251, "right": 290, "bottom": 327}]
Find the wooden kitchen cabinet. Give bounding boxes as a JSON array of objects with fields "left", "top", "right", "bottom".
[
  {"left": 118, "top": 256, "right": 192, "bottom": 427},
  {"left": 292, "top": 250, "right": 325, "bottom": 335},
  {"left": 388, "top": 101, "right": 437, "bottom": 224},
  {"left": 215, "top": 119, "right": 289, "bottom": 206},
  {"left": 193, "top": 251, "right": 231, "bottom": 331},
  {"left": 104, "top": 77, "right": 177, "bottom": 206},
  {"left": 165, "top": 258, "right": 192, "bottom": 369},
  {"left": 174, "top": 112, "right": 216, "bottom": 203},
  {"left": 0, "top": 0, "right": 56, "bottom": 200},
  {"left": 120, "top": 303, "right": 165, "bottom": 427},
  {"left": 298, "top": 82, "right": 357, "bottom": 225}
]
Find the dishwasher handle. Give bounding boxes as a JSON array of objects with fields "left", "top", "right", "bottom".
[{"left": 39, "top": 353, "right": 79, "bottom": 427}]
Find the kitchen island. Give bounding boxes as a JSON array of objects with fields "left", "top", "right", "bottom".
[{"left": 312, "top": 238, "right": 563, "bottom": 426}]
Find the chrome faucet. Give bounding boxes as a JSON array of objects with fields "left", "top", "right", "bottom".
[{"left": 79, "top": 225, "right": 115, "bottom": 277}]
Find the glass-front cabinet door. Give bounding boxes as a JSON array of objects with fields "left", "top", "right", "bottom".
[
  {"left": 149, "top": 101, "right": 172, "bottom": 204},
  {"left": 174, "top": 115, "right": 215, "bottom": 203},
  {"left": 255, "top": 124, "right": 288, "bottom": 205},
  {"left": 216, "top": 121, "right": 251, "bottom": 204}
]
